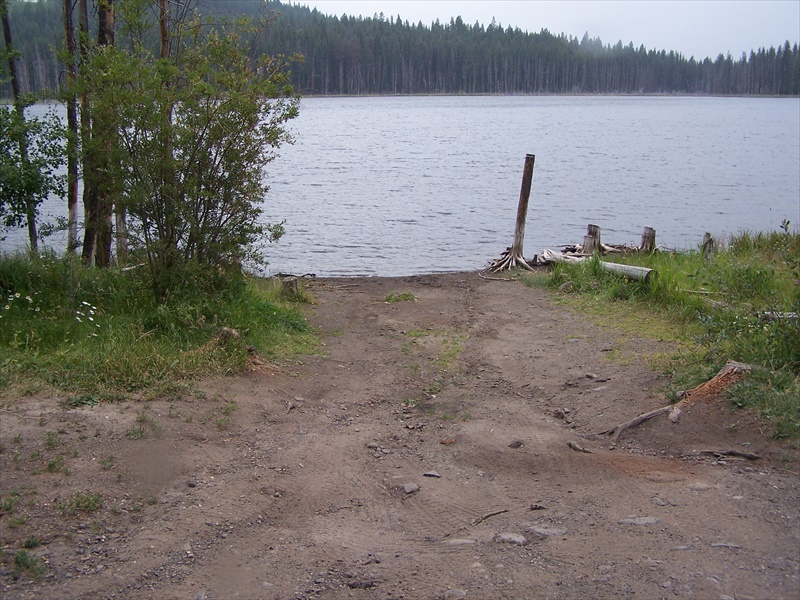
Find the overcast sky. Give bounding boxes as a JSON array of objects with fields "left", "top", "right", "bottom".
[{"left": 299, "top": 0, "right": 800, "bottom": 61}]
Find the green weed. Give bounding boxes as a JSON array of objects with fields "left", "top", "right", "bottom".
[
  {"left": 58, "top": 492, "right": 103, "bottom": 515},
  {"left": 384, "top": 292, "right": 417, "bottom": 303},
  {"left": 12, "top": 549, "right": 45, "bottom": 580},
  {"left": 125, "top": 426, "right": 147, "bottom": 440}
]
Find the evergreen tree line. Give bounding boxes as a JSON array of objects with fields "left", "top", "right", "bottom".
[{"left": 3, "top": 0, "right": 799, "bottom": 97}]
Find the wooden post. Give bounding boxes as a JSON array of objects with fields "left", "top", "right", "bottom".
[
  {"left": 701, "top": 232, "right": 715, "bottom": 259},
  {"left": 583, "top": 224, "right": 601, "bottom": 255},
  {"left": 640, "top": 226, "right": 656, "bottom": 253}
]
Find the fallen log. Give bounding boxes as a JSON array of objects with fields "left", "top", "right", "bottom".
[
  {"left": 598, "top": 362, "right": 753, "bottom": 443},
  {"left": 540, "top": 249, "right": 655, "bottom": 283}
]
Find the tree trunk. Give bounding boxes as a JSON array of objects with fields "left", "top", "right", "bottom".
[
  {"left": 94, "top": 0, "right": 115, "bottom": 267},
  {"left": 63, "top": 0, "right": 79, "bottom": 253},
  {"left": 78, "top": 0, "right": 97, "bottom": 266},
  {"left": 1, "top": 0, "right": 37, "bottom": 251},
  {"left": 490, "top": 154, "right": 536, "bottom": 272}
]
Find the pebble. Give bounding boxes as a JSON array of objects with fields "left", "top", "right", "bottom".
[
  {"left": 423, "top": 471, "right": 441, "bottom": 478},
  {"left": 365, "top": 442, "right": 379, "bottom": 450},
  {"left": 711, "top": 542, "right": 741, "bottom": 549},
  {"left": 688, "top": 483, "right": 711, "bottom": 491},
  {"left": 444, "top": 589, "right": 467, "bottom": 598},
  {"left": 403, "top": 483, "right": 420, "bottom": 494},
  {"left": 528, "top": 527, "right": 567, "bottom": 538},
  {"left": 495, "top": 533, "right": 528, "bottom": 546},
  {"left": 651, "top": 497, "right": 668, "bottom": 506},
  {"left": 618, "top": 517, "right": 661, "bottom": 525}
]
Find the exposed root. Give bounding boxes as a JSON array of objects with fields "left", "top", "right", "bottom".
[
  {"left": 599, "top": 362, "right": 753, "bottom": 444},
  {"left": 490, "top": 247, "right": 535, "bottom": 272}
]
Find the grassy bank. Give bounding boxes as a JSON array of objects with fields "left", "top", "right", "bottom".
[
  {"left": 526, "top": 227, "right": 800, "bottom": 441},
  {"left": 0, "top": 253, "right": 315, "bottom": 403}
]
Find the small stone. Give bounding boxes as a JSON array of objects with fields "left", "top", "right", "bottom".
[
  {"left": 618, "top": 517, "right": 660, "bottom": 526},
  {"left": 403, "top": 483, "right": 420, "bottom": 494},
  {"left": 688, "top": 483, "right": 711, "bottom": 491},
  {"left": 585, "top": 373, "right": 598, "bottom": 379},
  {"left": 528, "top": 527, "right": 567, "bottom": 538},
  {"left": 423, "top": 471, "right": 441, "bottom": 478},
  {"left": 366, "top": 442, "right": 379, "bottom": 450},
  {"left": 651, "top": 497, "right": 668, "bottom": 506},
  {"left": 508, "top": 440, "right": 524, "bottom": 449},
  {"left": 711, "top": 542, "right": 741, "bottom": 549},
  {"left": 495, "top": 533, "right": 528, "bottom": 546},
  {"left": 444, "top": 590, "right": 467, "bottom": 598}
]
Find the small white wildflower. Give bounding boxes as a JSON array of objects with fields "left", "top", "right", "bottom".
[
  {"left": 35, "top": 307, "right": 40, "bottom": 312},
  {"left": 14, "top": 292, "right": 20, "bottom": 298},
  {"left": 88, "top": 316, "right": 94, "bottom": 322},
  {"left": 76, "top": 316, "right": 82, "bottom": 323},
  {"left": 81, "top": 301, "right": 90, "bottom": 306},
  {"left": 4, "top": 305, "right": 9, "bottom": 310},
  {"left": 25, "top": 296, "right": 32, "bottom": 302}
]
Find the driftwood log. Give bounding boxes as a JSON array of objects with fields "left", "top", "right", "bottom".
[
  {"left": 599, "top": 361, "right": 753, "bottom": 443},
  {"left": 491, "top": 154, "right": 536, "bottom": 272},
  {"left": 541, "top": 249, "right": 655, "bottom": 283}
]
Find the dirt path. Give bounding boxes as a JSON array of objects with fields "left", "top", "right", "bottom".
[{"left": 1, "top": 272, "right": 798, "bottom": 599}]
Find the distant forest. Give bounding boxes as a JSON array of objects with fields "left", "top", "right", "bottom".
[{"left": 3, "top": 0, "right": 799, "bottom": 97}]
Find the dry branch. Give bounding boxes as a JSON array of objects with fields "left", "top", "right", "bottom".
[{"left": 471, "top": 508, "right": 509, "bottom": 526}]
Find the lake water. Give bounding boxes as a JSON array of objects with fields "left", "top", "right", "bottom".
[{"left": 7, "top": 96, "right": 800, "bottom": 276}]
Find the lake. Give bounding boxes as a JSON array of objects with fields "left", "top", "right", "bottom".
[{"left": 7, "top": 96, "right": 800, "bottom": 276}]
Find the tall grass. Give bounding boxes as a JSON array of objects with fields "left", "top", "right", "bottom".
[
  {"left": 0, "top": 252, "right": 315, "bottom": 399},
  {"left": 536, "top": 227, "right": 800, "bottom": 439}
]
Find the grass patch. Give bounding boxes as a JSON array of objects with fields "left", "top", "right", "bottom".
[
  {"left": 12, "top": 549, "right": 45, "bottom": 580},
  {"left": 58, "top": 492, "right": 103, "bottom": 515},
  {"left": 0, "top": 253, "right": 316, "bottom": 401},
  {"left": 528, "top": 226, "right": 800, "bottom": 439},
  {"left": 384, "top": 292, "right": 417, "bottom": 303}
]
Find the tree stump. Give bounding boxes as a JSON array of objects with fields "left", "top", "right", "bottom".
[
  {"left": 640, "top": 226, "right": 656, "bottom": 253},
  {"left": 701, "top": 232, "right": 716, "bottom": 259},
  {"left": 582, "top": 224, "right": 601, "bottom": 255}
]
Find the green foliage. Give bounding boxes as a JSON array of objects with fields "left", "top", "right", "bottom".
[
  {"left": 0, "top": 106, "right": 65, "bottom": 241},
  {"left": 78, "top": 8, "right": 298, "bottom": 301},
  {"left": 538, "top": 227, "right": 800, "bottom": 438},
  {"left": 0, "top": 253, "right": 314, "bottom": 398}
]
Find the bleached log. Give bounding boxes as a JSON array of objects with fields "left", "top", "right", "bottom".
[{"left": 540, "top": 249, "right": 655, "bottom": 283}]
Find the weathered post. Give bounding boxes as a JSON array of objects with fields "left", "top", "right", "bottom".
[
  {"left": 640, "top": 226, "right": 656, "bottom": 253},
  {"left": 490, "top": 154, "right": 536, "bottom": 271},
  {"left": 701, "top": 232, "right": 716, "bottom": 259},
  {"left": 583, "top": 224, "right": 601, "bottom": 255}
]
